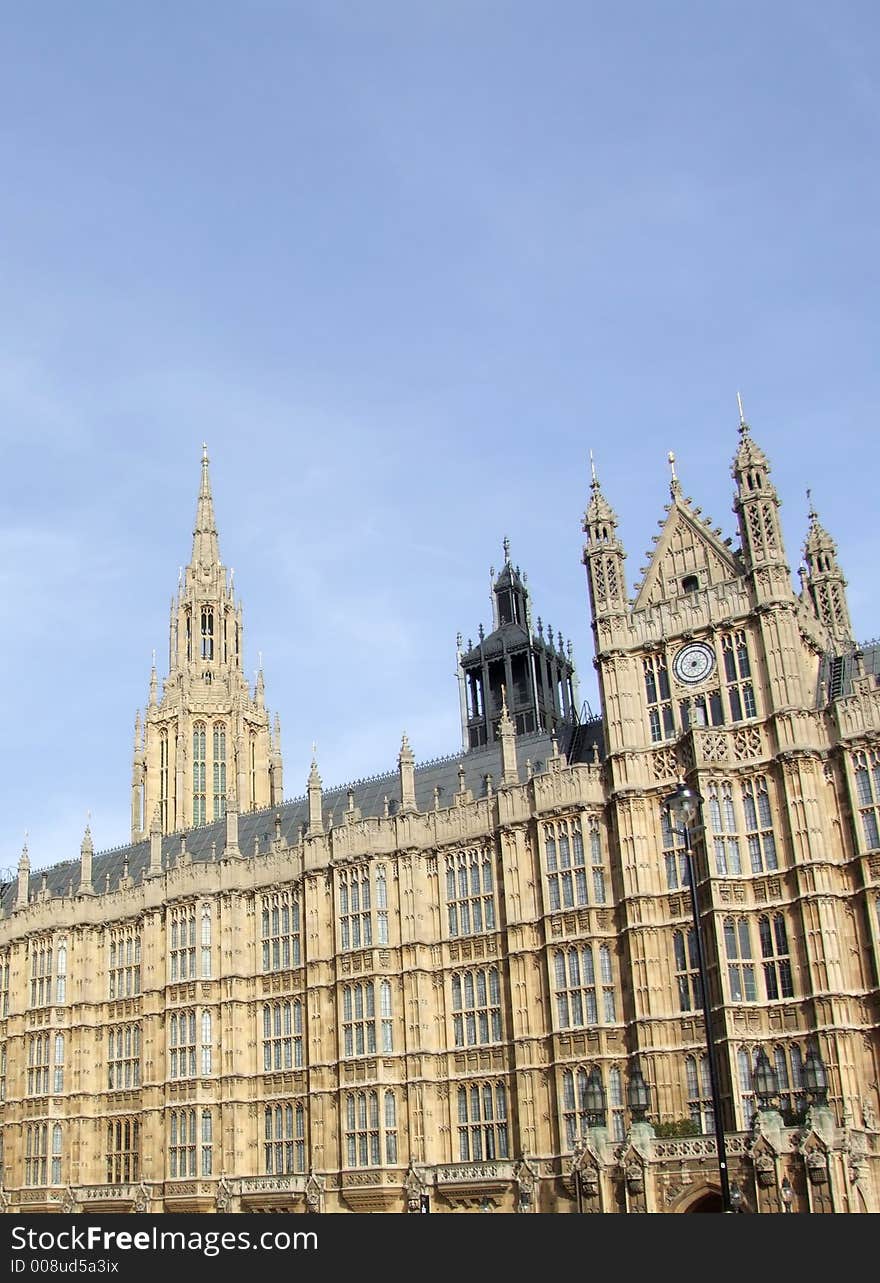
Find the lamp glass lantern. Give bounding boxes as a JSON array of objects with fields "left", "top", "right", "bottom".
[
  {"left": 753, "top": 1047, "right": 779, "bottom": 1110},
  {"left": 584, "top": 1066, "right": 606, "bottom": 1127},
  {"left": 803, "top": 1048, "right": 828, "bottom": 1105},
  {"left": 627, "top": 1068, "right": 650, "bottom": 1123}
]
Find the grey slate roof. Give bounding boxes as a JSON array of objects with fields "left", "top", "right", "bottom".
[{"left": 1, "top": 719, "right": 604, "bottom": 910}]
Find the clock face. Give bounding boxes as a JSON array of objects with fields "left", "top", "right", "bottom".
[{"left": 673, "top": 642, "right": 716, "bottom": 685}]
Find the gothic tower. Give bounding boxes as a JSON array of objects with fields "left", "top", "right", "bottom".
[
  {"left": 801, "top": 498, "right": 854, "bottom": 649},
  {"left": 458, "top": 539, "right": 577, "bottom": 749},
  {"left": 131, "top": 447, "right": 283, "bottom": 840},
  {"left": 583, "top": 405, "right": 873, "bottom": 1142}
]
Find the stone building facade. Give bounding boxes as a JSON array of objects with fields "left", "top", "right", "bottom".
[{"left": 0, "top": 417, "right": 878, "bottom": 1214}]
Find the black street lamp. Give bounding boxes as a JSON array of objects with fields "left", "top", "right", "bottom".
[
  {"left": 664, "top": 783, "right": 733, "bottom": 1214},
  {"left": 627, "top": 1067, "right": 650, "bottom": 1124},
  {"left": 753, "top": 1047, "right": 779, "bottom": 1113},
  {"left": 803, "top": 1047, "right": 828, "bottom": 1107},
  {"left": 584, "top": 1066, "right": 607, "bottom": 1128}
]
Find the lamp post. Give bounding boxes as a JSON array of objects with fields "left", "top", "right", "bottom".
[{"left": 664, "top": 783, "right": 733, "bottom": 1214}]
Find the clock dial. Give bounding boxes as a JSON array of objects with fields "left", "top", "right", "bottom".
[{"left": 672, "top": 642, "right": 715, "bottom": 685}]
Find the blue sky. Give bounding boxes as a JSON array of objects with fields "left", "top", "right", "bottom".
[{"left": 1, "top": 2, "right": 877, "bottom": 871}]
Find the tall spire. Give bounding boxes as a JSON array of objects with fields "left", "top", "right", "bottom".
[
  {"left": 190, "top": 443, "right": 221, "bottom": 572},
  {"left": 132, "top": 447, "right": 281, "bottom": 839}
]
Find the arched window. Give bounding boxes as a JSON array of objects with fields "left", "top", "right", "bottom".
[
  {"left": 159, "top": 731, "right": 169, "bottom": 830},
  {"left": 708, "top": 783, "right": 742, "bottom": 875},
  {"left": 260, "top": 892, "right": 301, "bottom": 970},
  {"left": 724, "top": 918, "right": 756, "bottom": 1001},
  {"left": 262, "top": 1000, "right": 303, "bottom": 1070},
  {"left": 685, "top": 1054, "right": 714, "bottom": 1134},
  {"left": 53, "top": 1034, "right": 64, "bottom": 1093},
  {"left": 201, "top": 1011, "right": 212, "bottom": 1075},
  {"left": 384, "top": 1091, "right": 398, "bottom": 1165},
  {"left": 345, "top": 1090, "right": 396, "bottom": 1168},
  {"left": 200, "top": 608, "right": 214, "bottom": 660},
  {"left": 201, "top": 908, "right": 212, "bottom": 978},
  {"left": 742, "top": 777, "right": 778, "bottom": 872},
  {"left": 451, "top": 968, "right": 502, "bottom": 1047},
  {"left": 444, "top": 849, "right": 496, "bottom": 938},
  {"left": 342, "top": 983, "right": 376, "bottom": 1057},
  {"left": 170, "top": 1010, "right": 196, "bottom": 1079},
  {"left": 375, "top": 865, "right": 389, "bottom": 944},
  {"left": 380, "top": 980, "right": 393, "bottom": 1053},
  {"left": 192, "top": 723, "right": 207, "bottom": 826},
  {"left": 212, "top": 723, "right": 226, "bottom": 820},
  {"left": 56, "top": 941, "right": 67, "bottom": 1004},
  {"left": 854, "top": 750, "right": 880, "bottom": 849},
  {"left": 738, "top": 1047, "right": 756, "bottom": 1126},
  {"left": 264, "top": 1102, "right": 306, "bottom": 1174},
  {"left": 759, "top": 914, "right": 794, "bottom": 999},
  {"left": 106, "top": 1117, "right": 140, "bottom": 1184},
  {"left": 457, "top": 1081, "right": 508, "bottom": 1161},
  {"left": 51, "top": 1124, "right": 62, "bottom": 1184},
  {"left": 673, "top": 929, "right": 701, "bottom": 1012}
]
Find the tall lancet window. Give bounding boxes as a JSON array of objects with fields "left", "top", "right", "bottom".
[
  {"left": 159, "top": 732, "right": 169, "bottom": 830},
  {"left": 201, "top": 608, "right": 214, "bottom": 660},
  {"left": 193, "top": 723, "right": 207, "bottom": 826},
  {"left": 212, "top": 723, "right": 227, "bottom": 820}
]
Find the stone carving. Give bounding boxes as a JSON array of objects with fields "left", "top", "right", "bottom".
[
  {"left": 304, "top": 1172, "right": 324, "bottom": 1213},
  {"left": 806, "top": 1149, "right": 829, "bottom": 1185},
  {"left": 753, "top": 1151, "right": 775, "bottom": 1188}
]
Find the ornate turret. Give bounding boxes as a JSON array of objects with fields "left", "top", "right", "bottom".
[
  {"left": 459, "top": 539, "right": 576, "bottom": 749},
  {"left": 582, "top": 453, "right": 628, "bottom": 620},
  {"left": 498, "top": 688, "right": 519, "bottom": 787},
  {"left": 131, "top": 447, "right": 283, "bottom": 840},
  {"left": 307, "top": 753, "right": 323, "bottom": 837},
  {"left": 731, "top": 396, "right": 790, "bottom": 600},
  {"left": 78, "top": 822, "right": 95, "bottom": 896},
  {"left": 398, "top": 734, "right": 416, "bottom": 814},
  {"left": 16, "top": 838, "right": 30, "bottom": 910},
  {"left": 148, "top": 805, "right": 163, "bottom": 878},
  {"left": 802, "top": 496, "right": 854, "bottom": 646}
]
